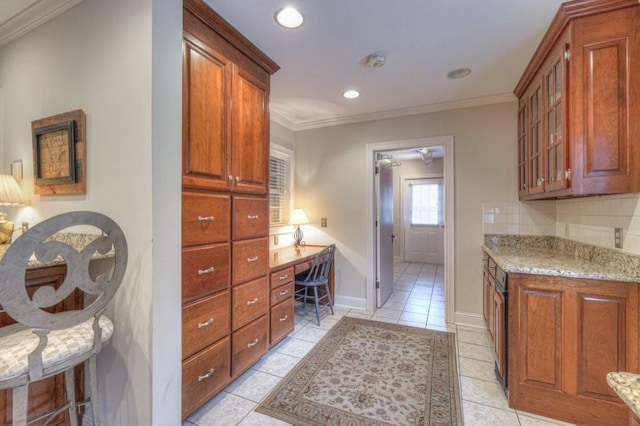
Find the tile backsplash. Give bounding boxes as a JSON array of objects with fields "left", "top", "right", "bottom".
[{"left": 483, "top": 193, "right": 640, "bottom": 256}]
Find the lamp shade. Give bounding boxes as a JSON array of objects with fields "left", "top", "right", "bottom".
[
  {"left": 0, "top": 174, "right": 28, "bottom": 206},
  {"left": 290, "top": 208, "right": 309, "bottom": 225}
]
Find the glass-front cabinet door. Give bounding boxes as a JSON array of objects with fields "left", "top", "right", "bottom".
[
  {"left": 543, "top": 43, "right": 568, "bottom": 193},
  {"left": 517, "top": 99, "right": 528, "bottom": 197},
  {"left": 527, "top": 84, "right": 545, "bottom": 195}
]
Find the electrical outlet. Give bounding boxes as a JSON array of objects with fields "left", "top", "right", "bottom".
[
  {"left": 615, "top": 228, "right": 623, "bottom": 248},
  {"left": 21, "top": 222, "right": 29, "bottom": 233},
  {"left": 273, "top": 234, "right": 279, "bottom": 245},
  {"left": 321, "top": 218, "right": 327, "bottom": 228}
]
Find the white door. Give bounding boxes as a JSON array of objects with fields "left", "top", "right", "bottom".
[
  {"left": 403, "top": 178, "right": 444, "bottom": 264},
  {"left": 376, "top": 164, "right": 394, "bottom": 307}
]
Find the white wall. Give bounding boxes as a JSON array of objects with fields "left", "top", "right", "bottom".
[
  {"left": 294, "top": 101, "right": 517, "bottom": 316},
  {"left": 0, "top": 0, "right": 183, "bottom": 423}
]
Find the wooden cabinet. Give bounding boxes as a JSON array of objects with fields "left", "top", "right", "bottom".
[
  {"left": 183, "top": 1, "right": 277, "bottom": 195},
  {"left": 482, "top": 254, "right": 506, "bottom": 385},
  {"left": 508, "top": 273, "right": 639, "bottom": 425},
  {"left": 515, "top": 0, "right": 640, "bottom": 200},
  {"left": 181, "top": 0, "right": 277, "bottom": 418},
  {"left": 269, "top": 266, "right": 295, "bottom": 346},
  {"left": 0, "top": 265, "right": 84, "bottom": 426}
]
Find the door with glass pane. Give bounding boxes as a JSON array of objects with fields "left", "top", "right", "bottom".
[
  {"left": 527, "top": 83, "right": 545, "bottom": 195},
  {"left": 403, "top": 178, "right": 444, "bottom": 264}
]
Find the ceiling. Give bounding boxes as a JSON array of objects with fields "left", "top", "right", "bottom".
[
  {"left": 1, "top": 0, "right": 568, "bottom": 131},
  {"left": 206, "top": 0, "right": 567, "bottom": 130}
]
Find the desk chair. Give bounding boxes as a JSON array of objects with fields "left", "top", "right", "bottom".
[
  {"left": 0, "top": 211, "right": 127, "bottom": 426},
  {"left": 294, "top": 245, "right": 335, "bottom": 325}
]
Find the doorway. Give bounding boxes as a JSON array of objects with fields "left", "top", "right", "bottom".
[{"left": 365, "top": 136, "right": 455, "bottom": 324}]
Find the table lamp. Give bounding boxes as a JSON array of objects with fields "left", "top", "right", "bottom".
[
  {"left": 290, "top": 208, "right": 309, "bottom": 247},
  {"left": 0, "top": 174, "right": 28, "bottom": 244}
]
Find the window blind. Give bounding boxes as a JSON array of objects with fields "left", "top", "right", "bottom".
[{"left": 269, "top": 156, "right": 289, "bottom": 225}]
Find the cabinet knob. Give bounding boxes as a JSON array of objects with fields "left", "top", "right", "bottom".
[
  {"left": 235, "top": 176, "right": 241, "bottom": 182},
  {"left": 247, "top": 297, "right": 259, "bottom": 305},
  {"left": 279, "top": 274, "right": 288, "bottom": 280},
  {"left": 228, "top": 175, "right": 233, "bottom": 181},
  {"left": 247, "top": 215, "right": 259, "bottom": 220},
  {"left": 279, "top": 289, "right": 289, "bottom": 296},
  {"left": 279, "top": 315, "right": 288, "bottom": 322},
  {"left": 197, "top": 215, "right": 214, "bottom": 222},
  {"left": 247, "top": 338, "right": 259, "bottom": 348},
  {"left": 247, "top": 256, "right": 259, "bottom": 263}
]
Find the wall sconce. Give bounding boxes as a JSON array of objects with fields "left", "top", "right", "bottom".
[
  {"left": 290, "top": 208, "right": 309, "bottom": 247},
  {"left": 0, "top": 174, "right": 29, "bottom": 244}
]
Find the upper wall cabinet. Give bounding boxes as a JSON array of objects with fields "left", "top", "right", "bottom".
[
  {"left": 515, "top": 0, "right": 640, "bottom": 200},
  {"left": 182, "top": 0, "right": 278, "bottom": 194}
]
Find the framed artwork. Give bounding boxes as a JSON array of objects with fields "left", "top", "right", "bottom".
[
  {"left": 31, "top": 110, "right": 86, "bottom": 195},
  {"left": 33, "top": 120, "right": 76, "bottom": 185}
]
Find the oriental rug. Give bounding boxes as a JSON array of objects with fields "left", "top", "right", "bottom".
[{"left": 256, "top": 317, "right": 463, "bottom": 425}]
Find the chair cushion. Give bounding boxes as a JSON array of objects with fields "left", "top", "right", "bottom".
[{"left": 0, "top": 316, "right": 113, "bottom": 381}]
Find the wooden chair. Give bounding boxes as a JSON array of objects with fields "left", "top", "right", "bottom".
[
  {"left": 0, "top": 211, "right": 127, "bottom": 426},
  {"left": 294, "top": 245, "right": 335, "bottom": 325}
]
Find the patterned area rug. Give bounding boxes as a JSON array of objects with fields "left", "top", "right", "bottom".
[{"left": 256, "top": 317, "right": 462, "bottom": 425}]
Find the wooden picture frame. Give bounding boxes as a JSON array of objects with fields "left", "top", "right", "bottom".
[
  {"left": 33, "top": 120, "right": 76, "bottom": 185},
  {"left": 31, "top": 110, "right": 86, "bottom": 195}
]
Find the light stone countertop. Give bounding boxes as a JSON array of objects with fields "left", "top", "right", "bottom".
[
  {"left": 607, "top": 372, "right": 640, "bottom": 420},
  {"left": 0, "top": 233, "right": 113, "bottom": 269},
  {"left": 483, "top": 235, "right": 640, "bottom": 283}
]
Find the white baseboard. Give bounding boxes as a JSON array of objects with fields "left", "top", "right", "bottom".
[
  {"left": 334, "top": 295, "right": 366, "bottom": 310},
  {"left": 454, "top": 311, "right": 486, "bottom": 329}
]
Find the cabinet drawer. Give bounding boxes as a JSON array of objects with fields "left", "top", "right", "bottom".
[
  {"left": 182, "top": 337, "right": 231, "bottom": 419},
  {"left": 232, "top": 315, "right": 268, "bottom": 377},
  {"left": 182, "top": 243, "right": 230, "bottom": 303},
  {"left": 232, "top": 197, "right": 268, "bottom": 240},
  {"left": 270, "top": 281, "right": 294, "bottom": 306},
  {"left": 182, "top": 192, "right": 230, "bottom": 246},
  {"left": 270, "top": 297, "right": 294, "bottom": 346},
  {"left": 270, "top": 267, "right": 294, "bottom": 288},
  {"left": 232, "top": 277, "right": 269, "bottom": 331},
  {"left": 232, "top": 238, "right": 268, "bottom": 285},
  {"left": 182, "top": 291, "right": 230, "bottom": 359}
]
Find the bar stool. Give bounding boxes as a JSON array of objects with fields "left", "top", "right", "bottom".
[{"left": 0, "top": 211, "right": 127, "bottom": 426}]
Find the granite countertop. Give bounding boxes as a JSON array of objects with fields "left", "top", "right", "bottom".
[
  {"left": 607, "top": 372, "right": 640, "bottom": 420},
  {"left": 0, "top": 232, "right": 113, "bottom": 269},
  {"left": 483, "top": 235, "right": 640, "bottom": 282}
]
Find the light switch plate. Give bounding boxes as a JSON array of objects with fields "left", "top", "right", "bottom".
[{"left": 321, "top": 218, "right": 327, "bottom": 228}]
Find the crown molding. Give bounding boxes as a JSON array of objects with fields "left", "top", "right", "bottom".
[
  {"left": 270, "top": 92, "right": 516, "bottom": 132},
  {"left": 0, "top": 0, "right": 85, "bottom": 48}
]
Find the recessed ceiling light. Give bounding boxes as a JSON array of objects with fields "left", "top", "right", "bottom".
[
  {"left": 275, "top": 7, "right": 304, "bottom": 29},
  {"left": 343, "top": 90, "right": 360, "bottom": 99},
  {"left": 446, "top": 67, "right": 472, "bottom": 79}
]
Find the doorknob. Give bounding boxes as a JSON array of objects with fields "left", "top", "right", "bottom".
[{"left": 392, "top": 234, "right": 397, "bottom": 241}]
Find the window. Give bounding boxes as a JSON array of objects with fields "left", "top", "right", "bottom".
[
  {"left": 269, "top": 146, "right": 293, "bottom": 225},
  {"left": 410, "top": 180, "right": 442, "bottom": 226}
]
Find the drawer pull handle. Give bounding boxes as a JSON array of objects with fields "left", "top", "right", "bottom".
[
  {"left": 279, "top": 289, "right": 289, "bottom": 296},
  {"left": 247, "top": 256, "right": 259, "bottom": 263},
  {"left": 247, "top": 215, "right": 259, "bottom": 220},
  {"left": 198, "top": 368, "right": 215, "bottom": 382},
  {"left": 198, "top": 267, "right": 215, "bottom": 275},
  {"left": 279, "top": 315, "right": 288, "bottom": 322},
  {"left": 197, "top": 318, "right": 214, "bottom": 328},
  {"left": 197, "top": 215, "right": 214, "bottom": 222},
  {"left": 247, "top": 297, "right": 259, "bottom": 306},
  {"left": 247, "top": 338, "right": 259, "bottom": 348},
  {"left": 279, "top": 274, "right": 288, "bottom": 280}
]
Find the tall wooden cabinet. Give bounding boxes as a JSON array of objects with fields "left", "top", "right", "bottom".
[
  {"left": 181, "top": 0, "right": 278, "bottom": 419},
  {"left": 515, "top": 0, "right": 640, "bottom": 200},
  {"left": 508, "top": 273, "right": 639, "bottom": 425}
]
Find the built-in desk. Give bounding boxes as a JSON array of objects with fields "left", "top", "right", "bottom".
[{"left": 268, "top": 245, "right": 335, "bottom": 346}]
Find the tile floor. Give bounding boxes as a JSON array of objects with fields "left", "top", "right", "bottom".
[{"left": 182, "top": 262, "right": 574, "bottom": 426}]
